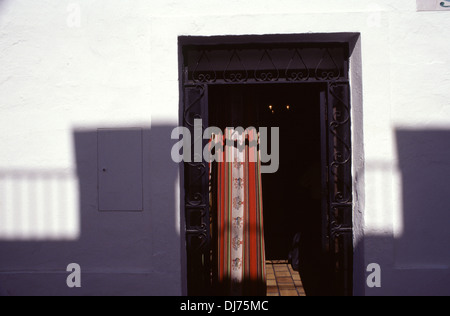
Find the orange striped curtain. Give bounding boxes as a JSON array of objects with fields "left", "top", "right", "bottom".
[{"left": 211, "top": 129, "right": 266, "bottom": 296}]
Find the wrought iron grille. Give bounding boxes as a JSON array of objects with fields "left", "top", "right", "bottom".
[
  {"left": 183, "top": 44, "right": 349, "bottom": 85},
  {"left": 326, "top": 82, "right": 353, "bottom": 296},
  {"left": 183, "top": 85, "right": 211, "bottom": 295},
  {"left": 181, "top": 42, "right": 353, "bottom": 296}
]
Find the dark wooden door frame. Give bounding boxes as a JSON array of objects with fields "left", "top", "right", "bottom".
[{"left": 178, "top": 33, "right": 361, "bottom": 296}]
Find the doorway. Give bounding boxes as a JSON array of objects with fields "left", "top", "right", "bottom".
[
  {"left": 209, "top": 84, "right": 322, "bottom": 260},
  {"left": 209, "top": 84, "right": 327, "bottom": 295},
  {"left": 180, "top": 36, "right": 355, "bottom": 296}
]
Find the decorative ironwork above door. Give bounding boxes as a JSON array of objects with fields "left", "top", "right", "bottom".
[{"left": 183, "top": 44, "right": 349, "bottom": 85}]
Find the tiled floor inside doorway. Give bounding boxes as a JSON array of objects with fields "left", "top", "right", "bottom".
[{"left": 266, "top": 260, "right": 306, "bottom": 297}]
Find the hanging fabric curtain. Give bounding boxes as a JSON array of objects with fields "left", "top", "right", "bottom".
[{"left": 210, "top": 128, "right": 266, "bottom": 296}]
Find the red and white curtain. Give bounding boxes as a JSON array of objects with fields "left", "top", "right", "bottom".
[{"left": 210, "top": 128, "right": 266, "bottom": 296}]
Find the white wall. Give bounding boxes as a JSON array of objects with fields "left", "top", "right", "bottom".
[{"left": 0, "top": 0, "right": 449, "bottom": 296}]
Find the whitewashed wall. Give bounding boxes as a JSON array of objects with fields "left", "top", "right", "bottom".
[{"left": 0, "top": 0, "right": 449, "bottom": 296}]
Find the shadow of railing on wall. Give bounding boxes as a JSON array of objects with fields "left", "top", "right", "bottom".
[{"left": 0, "top": 169, "right": 79, "bottom": 241}]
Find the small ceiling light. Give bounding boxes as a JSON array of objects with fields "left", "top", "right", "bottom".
[
  {"left": 269, "top": 105, "right": 273, "bottom": 110},
  {"left": 272, "top": 110, "right": 275, "bottom": 114},
  {"left": 286, "top": 105, "right": 290, "bottom": 110}
]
